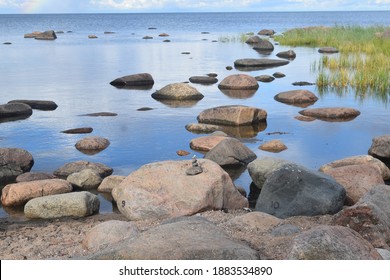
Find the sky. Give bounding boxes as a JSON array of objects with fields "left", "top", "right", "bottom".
[{"left": 0, "top": 0, "right": 389, "bottom": 14}]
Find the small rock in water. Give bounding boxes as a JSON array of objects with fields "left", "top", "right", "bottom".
[{"left": 177, "top": 150, "right": 191, "bottom": 156}]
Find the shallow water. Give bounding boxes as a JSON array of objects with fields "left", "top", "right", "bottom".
[{"left": 1, "top": 12, "right": 389, "bottom": 218}]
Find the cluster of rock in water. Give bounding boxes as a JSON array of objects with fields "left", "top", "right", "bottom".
[{"left": 2, "top": 28, "right": 390, "bottom": 260}]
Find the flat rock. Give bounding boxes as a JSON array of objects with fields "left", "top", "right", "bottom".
[
  {"left": 299, "top": 107, "right": 360, "bottom": 121},
  {"left": 112, "top": 159, "right": 248, "bottom": 221},
  {"left": 152, "top": 83, "right": 204, "bottom": 100},
  {"left": 259, "top": 140, "right": 288, "bottom": 153},
  {"left": 0, "top": 148, "right": 34, "bottom": 184},
  {"left": 53, "top": 160, "right": 113, "bottom": 179},
  {"left": 16, "top": 172, "right": 57, "bottom": 183},
  {"left": 67, "top": 169, "right": 103, "bottom": 189},
  {"left": 24, "top": 191, "right": 100, "bottom": 219},
  {"left": 248, "top": 157, "right": 293, "bottom": 189},
  {"left": 98, "top": 175, "right": 126, "bottom": 193},
  {"left": 234, "top": 58, "right": 289, "bottom": 71},
  {"left": 319, "top": 155, "right": 390, "bottom": 180},
  {"left": 226, "top": 211, "right": 282, "bottom": 233},
  {"left": 176, "top": 150, "right": 191, "bottom": 156},
  {"left": 292, "top": 81, "right": 316, "bottom": 86},
  {"left": 288, "top": 225, "right": 382, "bottom": 260},
  {"left": 368, "top": 134, "right": 390, "bottom": 161},
  {"left": 61, "top": 127, "right": 93, "bottom": 134},
  {"left": 185, "top": 123, "right": 222, "bottom": 134},
  {"left": 197, "top": 105, "right": 267, "bottom": 126},
  {"left": 34, "top": 30, "right": 57, "bottom": 40},
  {"left": 189, "top": 76, "right": 218, "bottom": 84},
  {"left": 332, "top": 184, "right": 390, "bottom": 248},
  {"left": 273, "top": 72, "right": 286, "bottom": 78},
  {"left": 8, "top": 100, "right": 58, "bottom": 111},
  {"left": 75, "top": 136, "right": 110, "bottom": 154},
  {"left": 1, "top": 179, "right": 72, "bottom": 206},
  {"left": 255, "top": 163, "right": 346, "bottom": 219},
  {"left": 204, "top": 138, "right": 257, "bottom": 167},
  {"left": 318, "top": 47, "right": 339, "bottom": 53},
  {"left": 81, "top": 112, "right": 118, "bottom": 117},
  {"left": 110, "top": 73, "right": 154, "bottom": 88},
  {"left": 24, "top": 31, "right": 42, "bottom": 38},
  {"left": 294, "top": 115, "right": 316, "bottom": 122},
  {"left": 255, "top": 75, "right": 275, "bottom": 83},
  {"left": 0, "top": 103, "right": 33, "bottom": 122},
  {"left": 89, "top": 216, "right": 259, "bottom": 260},
  {"left": 83, "top": 220, "right": 139, "bottom": 252},
  {"left": 322, "top": 164, "right": 384, "bottom": 205},
  {"left": 190, "top": 135, "right": 228, "bottom": 152},
  {"left": 274, "top": 90, "right": 318, "bottom": 107}
]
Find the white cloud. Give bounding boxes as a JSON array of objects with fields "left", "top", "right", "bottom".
[
  {"left": 90, "top": 0, "right": 167, "bottom": 10},
  {"left": 0, "top": 0, "right": 23, "bottom": 7}
]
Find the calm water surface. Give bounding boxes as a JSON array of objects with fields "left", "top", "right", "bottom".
[{"left": 1, "top": 12, "right": 389, "bottom": 218}]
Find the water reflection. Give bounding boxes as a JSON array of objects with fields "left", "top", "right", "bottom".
[
  {"left": 154, "top": 99, "right": 202, "bottom": 108},
  {"left": 219, "top": 88, "right": 258, "bottom": 99},
  {"left": 217, "top": 122, "right": 267, "bottom": 138}
]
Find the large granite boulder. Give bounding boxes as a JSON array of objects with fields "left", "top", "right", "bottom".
[
  {"left": 0, "top": 148, "right": 34, "bottom": 185},
  {"left": 332, "top": 184, "right": 390, "bottom": 248},
  {"left": 190, "top": 135, "right": 228, "bottom": 152},
  {"left": 24, "top": 191, "right": 100, "bottom": 219},
  {"left": 1, "top": 179, "right": 72, "bottom": 206},
  {"left": 53, "top": 160, "right": 113, "bottom": 179},
  {"left": 274, "top": 89, "right": 318, "bottom": 107},
  {"left": 288, "top": 225, "right": 382, "bottom": 260},
  {"left": 255, "top": 163, "right": 346, "bottom": 218},
  {"left": 299, "top": 107, "right": 360, "bottom": 121},
  {"left": 152, "top": 83, "right": 204, "bottom": 100},
  {"left": 321, "top": 164, "right": 384, "bottom": 205},
  {"left": 8, "top": 100, "right": 58, "bottom": 111},
  {"left": 112, "top": 159, "right": 248, "bottom": 221},
  {"left": 368, "top": 135, "right": 390, "bottom": 162},
  {"left": 110, "top": 73, "right": 154, "bottom": 88},
  {"left": 0, "top": 103, "right": 33, "bottom": 122},
  {"left": 204, "top": 138, "right": 257, "bottom": 167},
  {"left": 319, "top": 155, "right": 390, "bottom": 180},
  {"left": 248, "top": 157, "right": 293, "bottom": 189},
  {"left": 89, "top": 216, "right": 259, "bottom": 260},
  {"left": 218, "top": 74, "right": 259, "bottom": 90},
  {"left": 234, "top": 59, "right": 289, "bottom": 71},
  {"left": 197, "top": 105, "right": 267, "bottom": 126}
]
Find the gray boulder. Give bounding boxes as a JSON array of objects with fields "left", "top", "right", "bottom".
[
  {"left": 318, "top": 47, "right": 339, "bottom": 53},
  {"left": 110, "top": 73, "right": 154, "bottom": 88},
  {"left": 152, "top": 83, "right": 204, "bottom": 100},
  {"left": 75, "top": 136, "right": 110, "bottom": 154},
  {"left": 34, "top": 30, "right": 57, "bottom": 40},
  {"left": 0, "top": 103, "right": 32, "bottom": 122},
  {"left": 8, "top": 100, "right": 57, "bottom": 111},
  {"left": 218, "top": 74, "right": 259, "bottom": 90},
  {"left": 288, "top": 225, "right": 382, "bottom": 260},
  {"left": 53, "top": 160, "right": 113, "bottom": 179},
  {"left": 189, "top": 76, "right": 218, "bottom": 84},
  {"left": 258, "top": 29, "right": 275, "bottom": 36},
  {"left": 204, "top": 138, "right": 257, "bottom": 167},
  {"left": 197, "top": 105, "right": 267, "bottom": 126},
  {"left": 16, "top": 172, "right": 57, "bottom": 183},
  {"left": 0, "top": 148, "right": 34, "bottom": 184},
  {"left": 255, "top": 75, "right": 275, "bottom": 83},
  {"left": 274, "top": 89, "right": 318, "bottom": 107},
  {"left": 368, "top": 134, "right": 390, "bottom": 161},
  {"left": 252, "top": 39, "right": 274, "bottom": 52},
  {"left": 89, "top": 216, "right": 259, "bottom": 260},
  {"left": 276, "top": 50, "right": 296, "bottom": 59},
  {"left": 97, "top": 175, "right": 126, "bottom": 193},
  {"left": 255, "top": 163, "right": 346, "bottom": 218},
  {"left": 24, "top": 191, "right": 100, "bottom": 219},
  {"left": 234, "top": 59, "right": 289, "bottom": 71},
  {"left": 299, "top": 107, "right": 360, "bottom": 121},
  {"left": 67, "top": 169, "right": 103, "bottom": 189},
  {"left": 247, "top": 157, "right": 293, "bottom": 189}
]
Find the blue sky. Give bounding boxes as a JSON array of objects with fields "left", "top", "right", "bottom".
[{"left": 0, "top": 0, "right": 389, "bottom": 14}]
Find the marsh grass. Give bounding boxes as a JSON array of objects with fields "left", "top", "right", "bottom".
[
  {"left": 218, "top": 32, "right": 253, "bottom": 43},
  {"left": 275, "top": 26, "right": 390, "bottom": 100}
]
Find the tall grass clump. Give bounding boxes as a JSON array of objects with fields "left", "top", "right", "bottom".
[
  {"left": 218, "top": 32, "right": 253, "bottom": 43},
  {"left": 275, "top": 25, "right": 390, "bottom": 101}
]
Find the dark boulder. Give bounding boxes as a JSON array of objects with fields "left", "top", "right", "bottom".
[
  {"left": 110, "top": 73, "right": 154, "bottom": 88},
  {"left": 276, "top": 50, "right": 296, "bottom": 60},
  {"left": 34, "top": 30, "right": 57, "bottom": 40},
  {"left": 299, "top": 107, "right": 361, "bottom": 122},
  {"left": 0, "top": 103, "right": 32, "bottom": 122},
  {"left": 8, "top": 100, "right": 58, "bottom": 111},
  {"left": 189, "top": 76, "right": 218, "bottom": 84},
  {"left": 0, "top": 148, "right": 34, "bottom": 185},
  {"left": 234, "top": 59, "right": 289, "bottom": 71}
]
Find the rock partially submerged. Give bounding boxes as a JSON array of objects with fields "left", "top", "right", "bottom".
[
  {"left": 274, "top": 90, "right": 318, "bottom": 107},
  {"left": 189, "top": 76, "right": 218, "bottom": 84},
  {"left": 0, "top": 148, "right": 34, "bottom": 185},
  {"left": 24, "top": 30, "right": 57, "bottom": 40},
  {"left": 234, "top": 58, "right": 289, "bottom": 71},
  {"left": 197, "top": 105, "right": 267, "bottom": 126},
  {"left": 152, "top": 83, "right": 204, "bottom": 101},
  {"left": 299, "top": 107, "right": 360, "bottom": 121},
  {"left": 61, "top": 127, "right": 93, "bottom": 134},
  {"left": 8, "top": 100, "right": 58, "bottom": 111},
  {"left": 75, "top": 136, "right": 110, "bottom": 154},
  {"left": 218, "top": 74, "right": 259, "bottom": 90},
  {"left": 318, "top": 47, "right": 339, "bottom": 54},
  {"left": 276, "top": 50, "right": 296, "bottom": 60},
  {"left": 53, "top": 160, "right": 113, "bottom": 179},
  {"left": 110, "top": 73, "right": 154, "bottom": 89},
  {"left": 0, "top": 103, "right": 33, "bottom": 122},
  {"left": 368, "top": 134, "right": 390, "bottom": 163},
  {"left": 259, "top": 140, "right": 288, "bottom": 153}
]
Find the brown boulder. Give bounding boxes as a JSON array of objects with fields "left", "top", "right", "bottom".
[
  {"left": 368, "top": 134, "right": 390, "bottom": 162},
  {"left": 190, "top": 135, "right": 228, "bottom": 152},
  {"left": 0, "top": 148, "right": 34, "bottom": 184},
  {"left": 299, "top": 107, "right": 360, "bottom": 121},
  {"left": 259, "top": 140, "right": 288, "bottom": 153},
  {"left": 218, "top": 74, "right": 259, "bottom": 90},
  {"left": 97, "top": 175, "right": 126, "bottom": 193},
  {"left": 110, "top": 73, "right": 154, "bottom": 88},
  {"left": 152, "top": 83, "right": 204, "bottom": 100},
  {"left": 16, "top": 172, "right": 57, "bottom": 183},
  {"left": 75, "top": 136, "right": 110, "bottom": 154},
  {"left": 53, "top": 160, "right": 113, "bottom": 179},
  {"left": 197, "top": 105, "right": 267, "bottom": 126},
  {"left": 112, "top": 159, "right": 248, "bottom": 220},
  {"left": 1, "top": 179, "right": 72, "bottom": 206},
  {"left": 322, "top": 164, "right": 384, "bottom": 205},
  {"left": 274, "top": 90, "right": 318, "bottom": 107}
]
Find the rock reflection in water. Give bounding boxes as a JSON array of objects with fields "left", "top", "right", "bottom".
[
  {"left": 217, "top": 121, "right": 267, "bottom": 138},
  {"left": 219, "top": 88, "right": 258, "bottom": 99},
  {"left": 154, "top": 99, "right": 202, "bottom": 108}
]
